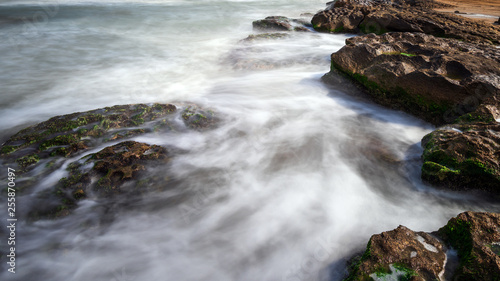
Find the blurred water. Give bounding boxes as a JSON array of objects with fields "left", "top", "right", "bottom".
[{"left": 0, "top": 1, "right": 499, "bottom": 281}]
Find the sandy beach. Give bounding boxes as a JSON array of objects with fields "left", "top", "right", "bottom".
[{"left": 436, "top": 0, "right": 500, "bottom": 23}]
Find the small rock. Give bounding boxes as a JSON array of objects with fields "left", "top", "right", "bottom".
[
  {"left": 252, "top": 16, "right": 293, "bottom": 31},
  {"left": 438, "top": 212, "right": 500, "bottom": 280},
  {"left": 345, "top": 225, "right": 446, "bottom": 280}
]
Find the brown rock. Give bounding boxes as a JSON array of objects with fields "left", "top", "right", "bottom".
[
  {"left": 438, "top": 212, "right": 500, "bottom": 281},
  {"left": 346, "top": 225, "right": 446, "bottom": 280},
  {"left": 325, "top": 32, "right": 500, "bottom": 125},
  {"left": 343, "top": 212, "right": 500, "bottom": 280},
  {"left": 312, "top": 0, "right": 500, "bottom": 44},
  {"left": 28, "top": 141, "right": 171, "bottom": 219},
  {"left": 421, "top": 121, "right": 500, "bottom": 194},
  {"left": 253, "top": 16, "right": 293, "bottom": 31}
]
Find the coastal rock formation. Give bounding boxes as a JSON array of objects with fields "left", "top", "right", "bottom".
[
  {"left": 344, "top": 211, "right": 500, "bottom": 281},
  {"left": 438, "top": 212, "right": 500, "bottom": 281},
  {"left": 324, "top": 32, "right": 500, "bottom": 125},
  {"left": 345, "top": 225, "right": 446, "bottom": 280},
  {"left": 0, "top": 103, "right": 219, "bottom": 219},
  {"left": 0, "top": 103, "right": 217, "bottom": 175},
  {"left": 421, "top": 113, "right": 500, "bottom": 193},
  {"left": 252, "top": 16, "right": 311, "bottom": 32},
  {"left": 29, "top": 141, "right": 171, "bottom": 219},
  {"left": 312, "top": 0, "right": 500, "bottom": 44}
]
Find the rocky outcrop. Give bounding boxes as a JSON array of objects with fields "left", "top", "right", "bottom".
[
  {"left": 438, "top": 212, "right": 500, "bottom": 281},
  {"left": 0, "top": 103, "right": 219, "bottom": 219},
  {"left": 421, "top": 117, "right": 500, "bottom": 194},
  {"left": 252, "top": 16, "right": 311, "bottom": 32},
  {"left": 312, "top": 0, "right": 500, "bottom": 44},
  {"left": 344, "top": 211, "right": 500, "bottom": 281},
  {"left": 0, "top": 103, "right": 217, "bottom": 176},
  {"left": 324, "top": 32, "right": 500, "bottom": 125},
  {"left": 346, "top": 225, "right": 446, "bottom": 280},
  {"left": 29, "top": 141, "right": 171, "bottom": 219}
]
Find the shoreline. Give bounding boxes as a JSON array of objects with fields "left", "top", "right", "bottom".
[{"left": 435, "top": 0, "right": 499, "bottom": 23}]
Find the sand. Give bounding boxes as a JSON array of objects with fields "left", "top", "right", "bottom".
[{"left": 435, "top": 0, "right": 500, "bottom": 24}]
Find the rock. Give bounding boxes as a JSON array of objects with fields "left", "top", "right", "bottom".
[
  {"left": 311, "top": 0, "right": 500, "bottom": 44},
  {"left": 0, "top": 103, "right": 220, "bottom": 220},
  {"left": 0, "top": 103, "right": 174, "bottom": 173},
  {"left": 252, "top": 16, "right": 293, "bottom": 31},
  {"left": 225, "top": 33, "right": 324, "bottom": 70},
  {"left": 29, "top": 141, "right": 170, "bottom": 219},
  {"left": 252, "top": 16, "right": 312, "bottom": 32},
  {"left": 343, "top": 211, "right": 500, "bottom": 281},
  {"left": 0, "top": 103, "right": 218, "bottom": 175},
  {"left": 241, "top": 33, "right": 291, "bottom": 42},
  {"left": 438, "top": 212, "right": 500, "bottom": 280},
  {"left": 345, "top": 225, "right": 446, "bottom": 281},
  {"left": 324, "top": 32, "right": 500, "bottom": 125},
  {"left": 421, "top": 121, "right": 500, "bottom": 194}
]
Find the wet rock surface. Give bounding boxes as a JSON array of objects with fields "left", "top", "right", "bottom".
[
  {"left": 438, "top": 212, "right": 500, "bottom": 281},
  {"left": 324, "top": 32, "right": 500, "bottom": 125},
  {"left": 312, "top": 0, "right": 500, "bottom": 44},
  {"left": 344, "top": 211, "right": 500, "bottom": 281},
  {"left": 346, "top": 225, "right": 446, "bottom": 281},
  {"left": 252, "top": 16, "right": 312, "bottom": 32},
  {"left": 0, "top": 103, "right": 217, "bottom": 175},
  {"left": 29, "top": 141, "right": 171, "bottom": 219},
  {"left": 0, "top": 103, "right": 219, "bottom": 219},
  {"left": 421, "top": 122, "right": 500, "bottom": 194}
]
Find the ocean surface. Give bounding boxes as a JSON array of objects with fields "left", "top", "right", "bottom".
[{"left": 0, "top": 1, "right": 499, "bottom": 280}]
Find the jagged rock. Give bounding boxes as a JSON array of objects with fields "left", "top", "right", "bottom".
[
  {"left": 0, "top": 103, "right": 220, "bottom": 220},
  {"left": 0, "top": 103, "right": 218, "bottom": 176},
  {"left": 421, "top": 121, "right": 500, "bottom": 194},
  {"left": 343, "top": 212, "right": 500, "bottom": 281},
  {"left": 345, "top": 225, "right": 446, "bottom": 281},
  {"left": 312, "top": 0, "right": 500, "bottom": 44},
  {"left": 438, "top": 212, "right": 500, "bottom": 281},
  {"left": 324, "top": 32, "right": 500, "bottom": 125},
  {"left": 29, "top": 141, "right": 170, "bottom": 219},
  {"left": 252, "top": 16, "right": 312, "bottom": 32},
  {"left": 0, "top": 103, "right": 175, "bottom": 174}
]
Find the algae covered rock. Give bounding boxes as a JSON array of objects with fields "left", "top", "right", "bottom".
[
  {"left": 30, "top": 141, "right": 171, "bottom": 219},
  {"left": 344, "top": 225, "right": 446, "bottom": 281},
  {"left": 421, "top": 121, "right": 500, "bottom": 194},
  {"left": 0, "top": 103, "right": 218, "bottom": 175},
  {"left": 0, "top": 103, "right": 220, "bottom": 219},
  {"left": 343, "top": 212, "right": 500, "bottom": 281},
  {"left": 325, "top": 32, "right": 500, "bottom": 125},
  {"left": 438, "top": 212, "right": 500, "bottom": 281},
  {"left": 0, "top": 103, "right": 176, "bottom": 173}
]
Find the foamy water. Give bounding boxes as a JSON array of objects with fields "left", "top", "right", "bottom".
[{"left": 0, "top": 1, "right": 499, "bottom": 280}]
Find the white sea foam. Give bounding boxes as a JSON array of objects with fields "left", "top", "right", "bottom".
[{"left": 0, "top": 1, "right": 498, "bottom": 281}]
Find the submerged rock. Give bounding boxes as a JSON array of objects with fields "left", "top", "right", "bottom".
[
  {"left": 324, "top": 32, "right": 500, "bottom": 125},
  {"left": 0, "top": 103, "right": 175, "bottom": 174},
  {"left": 29, "top": 141, "right": 171, "bottom": 219},
  {"left": 241, "top": 33, "right": 291, "bottom": 42},
  {"left": 343, "top": 211, "right": 500, "bottom": 281},
  {"left": 252, "top": 16, "right": 312, "bottom": 32},
  {"left": 0, "top": 103, "right": 218, "bottom": 176},
  {"left": 0, "top": 103, "right": 220, "bottom": 219},
  {"left": 312, "top": 0, "right": 500, "bottom": 44}
]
